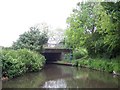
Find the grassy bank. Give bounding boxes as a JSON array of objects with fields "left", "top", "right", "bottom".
[
  {"left": 0, "top": 49, "right": 46, "bottom": 79},
  {"left": 72, "top": 57, "right": 120, "bottom": 73},
  {"left": 56, "top": 57, "right": 120, "bottom": 75}
]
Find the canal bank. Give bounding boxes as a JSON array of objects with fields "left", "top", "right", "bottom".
[{"left": 52, "top": 59, "right": 120, "bottom": 76}]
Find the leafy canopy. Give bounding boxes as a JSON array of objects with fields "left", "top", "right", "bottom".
[
  {"left": 65, "top": 1, "right": 120, "bottom": 58},
  {"left": 12, "top": 26, "right": 48, "bottom": 52}
]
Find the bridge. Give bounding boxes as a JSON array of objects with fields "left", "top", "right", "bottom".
[{"left": 41, "top": 44, "right": 72, "bottom": 63}]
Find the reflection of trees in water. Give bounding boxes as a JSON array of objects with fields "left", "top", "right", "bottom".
[
  {"left": 88, "top": 70, "right": 119, "bottom": 87},
  {"left": 66, "top": 67, "right": 119, "bottom": 88},
  {"left": 0, "top": 80, "right": 1, "bottom": 90},
  {"left": 42, "top": 65, "right": 73, "bottom": 80},
  {"left": 2, "top": 72, "right": 46, "bottom": 88},
  {"left": 59, "top": 65, "right": 74, "bottom": 75},
  {"left": 65, "top": 67, "right": 90, "bottom": 88},
  {"left": 43, "top": 65, "right": 119, "bottom": 88},
  {"left": 3, "top": 65, "right": 119, "bottom": 88}
]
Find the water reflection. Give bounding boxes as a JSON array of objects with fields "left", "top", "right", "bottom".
[
  {"left": 0, "top": 80, "right": 2, "bottom": 90},
  {"left": 2, "top": 72, "right": 46, "bottom": 88},
  {"left": 2, "top": 64, "right": 120, "bottom": 88},
  {"left": 43, "top": 79, "right": 67, "bottom": 88}
]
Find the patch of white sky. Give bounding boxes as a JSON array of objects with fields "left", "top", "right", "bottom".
[{"left": 0, "top": 0, "right": 83, "bottom": 47}]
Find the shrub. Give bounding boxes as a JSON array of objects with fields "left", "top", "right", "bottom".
[
  {"left": 73, "top": 48, "right": 88, "bottom": 59},
  {"left": 72, "top": 58, "right": 120, "bottom": 73},
  {"left": 1, "top": 49, "right": 46, "bottom": 78},
  {"left": 17, "top": 49, "right": 46, "bottom": 72},
  {"left": 64, "top": 53, "right": 71, "bottom": 60}
]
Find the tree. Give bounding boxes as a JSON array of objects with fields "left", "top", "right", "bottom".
[
  {"left": 12, "top": 25, "right": 48, "bottom": 52},
  {"left": 65, "top": 1, "right": 120, "bottom": 58},
  {"left": 99, "top": 1, "right": 120, "bottom": 57},
  {"left": 65, "top": 2, "right": 99, "bottom": 50}
]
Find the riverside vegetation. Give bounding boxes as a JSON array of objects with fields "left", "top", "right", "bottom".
[
  {"left": 57, "top": 50, "right": 120, "bottom": 74},
  {"left": 1, "top": 25, "right": 48, "bottom": 80},
  {"left": 72, "top": 57, "right": 120, "bottom": 73},
  {"left": 61, "top": 2, "right": 120, "bottom": 75},
  {"left": 1, "top": 49, "right": 46, "bottom": 79},
  {"left": 1, "top": 1, "right": 120, "bottom": 81}
]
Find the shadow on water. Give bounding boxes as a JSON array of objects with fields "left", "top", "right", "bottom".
[{"left": 2, "top": 64, "right": 120, "bottom": 88}]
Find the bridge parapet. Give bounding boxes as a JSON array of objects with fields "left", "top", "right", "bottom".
[
  {"left": 42, "top": 48, "right": 72, "bottom": 53},
  {"left": 43, "top": 43, "right": 66, "bottom": 49}
]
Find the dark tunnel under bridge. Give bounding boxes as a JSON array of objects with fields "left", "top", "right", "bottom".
[{"left": 41, "top": 48, "right": 72, "bottom": 63}]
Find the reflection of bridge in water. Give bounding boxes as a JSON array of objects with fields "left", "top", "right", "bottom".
[{"left": 42, "top": 44, "right": 72, "bottom": 63}]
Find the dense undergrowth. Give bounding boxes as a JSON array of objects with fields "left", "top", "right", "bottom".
[
  {"left": 72, "top": 57, "right": 120, "bottom": 73},
  {"left": 0, "top": 49, "right": 46, "bottom": 79},
  {"left": 56, "top": 46, "right": 120, "bottom": 74},
  {"left": 57, "top": 56, "right": 120, "bottom": 74}
]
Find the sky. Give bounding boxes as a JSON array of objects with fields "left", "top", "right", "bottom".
[{"left": 0, "top": 0, "right": 81, "bottom": 47}]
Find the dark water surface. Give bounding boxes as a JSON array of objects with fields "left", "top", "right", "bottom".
[{"left": 2, "top": 64, "right": 120, "bottom": 88}]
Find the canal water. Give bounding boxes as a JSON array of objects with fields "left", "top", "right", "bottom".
[{"left": 2, "top": 64, "right": 120, "bottom": 88}]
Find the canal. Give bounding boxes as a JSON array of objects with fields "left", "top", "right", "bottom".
[{"left": 2, "top": 64, "right": 120, "bottom": 88}]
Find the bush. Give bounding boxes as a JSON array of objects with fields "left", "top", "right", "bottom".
[
  {"left": 72, "top": 58, "right": 120, "bottom": 73},
  {"left": 73, "top": 48, "right": 88, "bottom": 59},
  {"left": 1, "top": 49, "right": 46, "bottom": 78},
  {"left": 64, "top": 53, "right": 70, "bottom": 60}
]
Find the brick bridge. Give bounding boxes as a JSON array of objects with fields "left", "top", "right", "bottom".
[{"left": 41, "top": 48, "right": 72, "bottom": 63}]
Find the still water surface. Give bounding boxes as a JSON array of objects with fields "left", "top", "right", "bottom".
[{"left": 2, "top": 64, "right": 120, "bottom": 88}]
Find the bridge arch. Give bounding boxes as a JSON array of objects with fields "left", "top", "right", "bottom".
[{"left": 41, "top": 48, "right": 72, "bottom": 63}]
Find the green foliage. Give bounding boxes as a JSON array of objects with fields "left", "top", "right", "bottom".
[
  {"left": 65, "top": 1, "right": 120, "bottom": 58},
  {"left": 73, "top": 48, "right": 88, "bottom": 59},
  {"left": 1, "top": 49, "right": 46, "bottom": 78},
  {"left": 100, "top": 2, "right": 120, "bottom": 57},
  {"left": 64, "top": 53, "right": 70, "bottom": 60},
  {"left": 65, "top": 2, "right": 99, "bottom": 49},
  {"left": 0, "top": 52, "right": 2, "bottom": 78},
  {"left": 12, "top": 26, "right": 48, "bottom": 52},
  {"left": 72, "top": 58, "right": 120, "bottom": 73}
]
